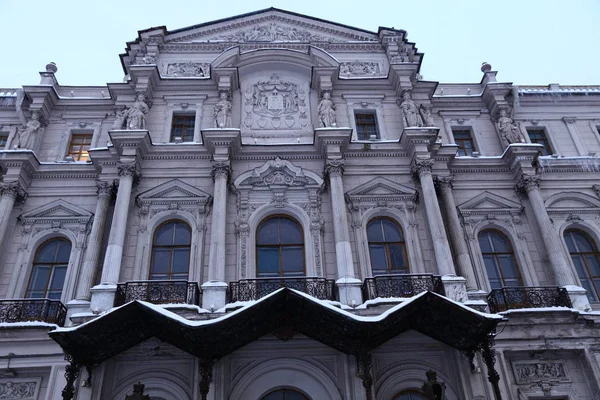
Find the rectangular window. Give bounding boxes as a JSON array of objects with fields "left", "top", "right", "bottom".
[
  {"left": 170, "top": 114, "right": 195, "bottom": 142},
  {"left": 527, "top": 128, "right": 553, "bottom": 156},
  {"left": 67, "top": 133, "right": 92, "bottom": 161},
  {"left": 355, "top": 111, "right": 379, "bottom": 140},
  {"left": 452, "top": 129, "right": 475, "bottom": 156},
  {"left": 0, "top": 133, "right": 8, "bottom": 148}
]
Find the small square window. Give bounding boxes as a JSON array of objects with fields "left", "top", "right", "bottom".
[
  {"left": 0, "top": 133, "right": 8, "bottom": 148},
  {"left": 170, "top": 114, "right": 195, "bottom": 142},
  {"left": 67, "top": 133, "right": 92, "bottom": 161},
  {"left": 527, "top": 128, "right": 553, "bottom": 156},
  {"left": 453, "top": 129, "right": 475, "bottom": 156},
  {"left": 354, "top": 111, "right": 379, "bottom": 140}
]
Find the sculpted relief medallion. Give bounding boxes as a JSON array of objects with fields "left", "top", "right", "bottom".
[{"left": 242, "top": 74, "right": 309, "bottom": 135}]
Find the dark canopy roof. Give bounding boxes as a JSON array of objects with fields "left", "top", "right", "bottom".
[{"left": 50, "top": 289, "right": 501, "bottom": 366}]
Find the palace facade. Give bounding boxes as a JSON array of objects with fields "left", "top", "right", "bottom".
[{"left": 1, "top": 8, "right": 600, "bottom": 400}]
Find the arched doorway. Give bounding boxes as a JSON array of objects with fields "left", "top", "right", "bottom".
[{"left": 261, "top": 388, "right": 310, "bottom": 400}]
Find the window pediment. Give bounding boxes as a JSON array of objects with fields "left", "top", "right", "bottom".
[
  {"left": 346, "top": 177, "right": 417, "bottom": 206},
  {"left": 545, "top": 192, "right": 600, "bottom": 216},
  {"left": 136, "top": 179, "right": 213, "bottom": 208},
  {"left": 458, "top": 191, "right": 523, "bottom": 221},
  {"left": 19, "top": 199, "right": 93, "bottom": 226}
]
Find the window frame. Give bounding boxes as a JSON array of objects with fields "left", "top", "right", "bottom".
[
  {"left": 67, "top": 132, "right": 93, "bottom": 162},
  {"left": 478, "top": 229, "right": 524, "bottom": 290},
  {"left": 526, "top": 127, "right": 554, "bottom": 156},
  {"left": 366, "top": 217, "right": 409, "bottom": 276},
  {"left": 170, "top": 112, "right": 196, "bottom": 143},
  {"left": 354, "top": 110, "right": 379, "bottom": 140},
  {"left": 452, "top": 128, "right": 476, "bottom": 156},
  {"left": 564, "top": 228, "right": 600, "bottom": 301},
  {"left": 149, "top": 220, "right": 192, "bottom": 281},
  {"left": 0, "top": 131, "right": 9, "bottom": 149},
  {"left": 25, "top": 238, "right": 72, "bottom": 299},
  {"left": 261, "top": 388, "right": 311, "bottom": 400},
  {"left": 255, "top": 215, "right": 306, "bottom": 278}
]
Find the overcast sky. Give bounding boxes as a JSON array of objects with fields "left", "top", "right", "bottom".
[{"left": 1, "top": 0, "right": 599, "bottom": 89}]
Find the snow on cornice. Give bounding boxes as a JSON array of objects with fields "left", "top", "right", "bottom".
[{"left": 518, "top": 85, "right": 600, "bottom": 95}]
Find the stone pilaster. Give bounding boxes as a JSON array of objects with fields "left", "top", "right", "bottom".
[
  {"left": 0, "top": 182, "right": 27, "bottom": 250},
  {"left": 436, "top": 176, "right": 478, "bottom": 290}
]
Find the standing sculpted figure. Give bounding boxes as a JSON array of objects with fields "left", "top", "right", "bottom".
[
  {"left": 317, "top": 91, "right": 337, "bottom": 127},
  {"left": 398, "top": 90, "right": 423, "bottom": 128},
  {"left": 419, "top": 104, "right": 435, "bottom": 126},
  {"left": 496, "top": 108, "right": 525, "bottom": 145},
  {"left": 15, "top": 111, "right": 42, "bottom": 149},
  {"left": 214, "top": 91, "right": 232, "bottom": 128},
  {"left": 126, "top": 93, "right": 149, "bottom": 130}
]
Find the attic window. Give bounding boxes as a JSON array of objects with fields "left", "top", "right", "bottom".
[
  {"left": 170, "top": 113, "right": 195, "bottom": 142},
  {"left": 355, "top": 111, "right": 379, "bottom": 140}
]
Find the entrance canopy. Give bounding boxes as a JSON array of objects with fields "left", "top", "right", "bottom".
[{"left": 50, "top": 289, "right": 502, "bottom": 366}]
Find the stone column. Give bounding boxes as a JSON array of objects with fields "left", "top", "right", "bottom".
[
  {"left": 436, "top": 176, "right": 478, "bottom": 290},
  {"left": 516, "top": 175, "right": 575, "bottom": 286},
  {"left": 413, "top": 159, "right": 456, "bottom": 276},
  {"left": 325, "top": 159, "right": 362, "bottom": 305},
  {"left": 75, "top": 181, "right": 113, "bottom": 301},
  {"left": 0, "top": 182, "right": 26, "bottom": 249},
  {"left": 91, "top": 162, "right": 139, "bottom": 312},
  {"left": 201, "top": 160, "right": 230, "bottom": 310}
]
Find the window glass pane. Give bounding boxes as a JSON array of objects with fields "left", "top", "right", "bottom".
[
  {"left": 580, "top": 279, "right": 596, "bottom": 301},
  {"left": 585, "top": 255, "right": 600, "bottom": 276},
  {"left": 172, "top": 249, "right": 190, "bottom": 274},
  {"left": 154, "top": 224, "right": 174, "bottom": 245},
  {"left": 56, "top": 240, "right": 72, "bottom": 262},
  {"left": 483, "top": 256, "right": 500, "bottom": 280},
  {"left": 257, "top": 220, "right": 279, "bottom": 245},
  {"left": 35, "top": 241, "right": 59, "bottom": 263},
  {"left": 49, "top": 266, "right": 67, "bottom": 291},
  {"left": 367, "top": 220, "right": 384, "bottom": 242},
  {"left": 490, "top": 232, "right": 511, "bottom": 252},
  {"left": 388, "top": 245, "right": 407, "bottom": 272},
  {"left": 29, "top": 266, "right": 51, "bottom": 292},
  {"left": 572, "top": 231, "right": 595, "bottom": 252},
  {"left": 174, "top": 222, "right": 191, "bottom": 245},
  {"left": 382, "top": 220, "right": 403, "bottom": 242},
  {"left": 478, "top": 232, "right": 493, "bottom": 253},
  {"left": 279, "top": 218, "right": 302, "bottom": 244},
  {"left": 281, "top": 247, "right": 304, "bottom": 275},
  {"left": 564, "top": 232, "right": 577, "bottom": 252},
  {"left": 369, "top": 245, "right": 387, "bottom": 273},
  {"left": 257, "top": 247, "right": 280, "bottom": 277},
  {"left": 571, "top": 255, "right": 588, "bottom": 276},
  {"left": 498, "top": 255, "right": 520, "bottom": 280},
  {"left": 151, "top": 249, "right": 171, "bottom": 274}
]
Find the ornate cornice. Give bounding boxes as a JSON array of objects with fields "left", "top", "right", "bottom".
[
  {"left": 324, "top": 159, "right": 345, "bottom": 177},
  {"left": 515, "top": 174, "right": 541, "bottom": 194},
  {"left": 211, "top": 160, "right": 231, "bottom": 181}
]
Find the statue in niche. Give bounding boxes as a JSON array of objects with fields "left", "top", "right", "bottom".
[
  {"left": 398, "top": 90, "right": 423, "bottom": 128},
  {"left": 419, "top": 104, "right": 435, "bottom": 126},
  {"left": 214, "top": 91, "right": 232, "bottom": 128},
  {"left": 15, "top": 111, "right": 42, "bottom": 149},
  {"left": 317, "top": 91, "right": 337, "bottom": 127},
  {"left": 125, "top": 93, "right": 150, "bottom": 130},
  {"left": 496, "top": 108, "right": 525, "bottom": 145}
]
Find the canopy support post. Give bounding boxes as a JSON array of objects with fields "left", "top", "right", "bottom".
[
  {"left": 481, "top": 334, "right": 502, "bottom": 400},
  {"left": 198, "top": 358, "right": 214, "bottom": 400},
  {"left": 61, "top": 353, "right": 80, "bottom": 400},
  {"left": 356, "top": 351, "right": 374, "bottom": 400}
]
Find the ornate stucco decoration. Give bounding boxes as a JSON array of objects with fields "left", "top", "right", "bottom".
[
  {"left": 512, "top": 361, "right": 569, "bottom": 384},
  {"left": 345, "top": 176, "right": 418, "bottom": 220},
  {"left": 458, "top": 191, "right": 524, "bottom": 225},
  {"left": 233, "top": 158, "right": 325, "bottom": 278},
  {"left": 19, "top": 199, "right": 93, "bottom": 239},
  {"left": 0, "top": 378, "right": 41, "bottom": 399},
  {"left": 339, "top": 61, "right": 384, "bottom": 78},
  {"left": 213, "top": 22, "right": 335, "bottom": 42},
  {"left": 164, "top": 62, "right": 210, "bottom": 78},
  {"left": 544, "top": 192, "right": 600, "bottom": 228}
]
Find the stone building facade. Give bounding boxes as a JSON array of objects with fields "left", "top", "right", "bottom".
[{"left": 1, "top": 8, "right": 600, "bottom": 400}]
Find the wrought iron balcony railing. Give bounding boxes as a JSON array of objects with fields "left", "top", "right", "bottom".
[
  {"left": 114, "top": 280, "right": 201, "bottom": 307},
  {"left": 0, "top": 299, "right": 67, "bottom": 326},
  {"left": 487, "top": 286, "right": 573, "bottom": 313},
  {"left": 229, "top": 277, "right": 336, "bottom": 302},
  {"left": 362, "top": 274, "right": 445, "bottom": 301}
]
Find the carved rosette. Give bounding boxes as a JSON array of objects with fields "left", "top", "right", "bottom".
[
  {"left": 324, "top": 159, "right": 345, "bottom": 178},
  {"left": 412, "top": 159, "right": 435, "bottom": 177},
  {"left": 515, "top": 174, "right": 541, "bottom": 194},
  {"left": 0, "top": 181, "right": 27, "bottom": 202},
  {"left": 211, "top": 160, "right": 231, "bottom": 182},
  {"left": 117, "top": 162, "right": 141, "bottom": 185}
]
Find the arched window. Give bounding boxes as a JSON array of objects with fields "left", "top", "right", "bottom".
[
  {"left": 256, "top": 216, "right": 305, "bottom": 277},
  {"left": 261, "top": 388, "right": 310, "bottom": 400},
  {"left": 150, "top": 220, "right": 191, "bottom": 280},
  {"left": 393, "top": 390, "right": 427, "bottom": 400},
  {"left": 478, "top": 229, "right": 523, "bottom": 290},
  {"left": 564, "top": 229, "right": 600, "bottom": 301},
  {"left": 367, "top": 217, "right": 408, "bottom": 275},
  {"left": 26, "top": 238, "right": 71, "bottom": 299}
]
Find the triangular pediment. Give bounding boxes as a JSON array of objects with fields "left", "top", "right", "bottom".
[
  {"left": 346, "top": 177, "right": 417, "bottom": 203},
  {"left": 20, "top": 200, "right": 93, "bottom": 223},
  {"left": 164, "top": 8, "right": 378, "bottom": 44},
  {"left": 137, "top": 179, "right": 212, "bottom": 205},
  {"left": 458, "top": 191, "right": 523, "bottom": 215}
]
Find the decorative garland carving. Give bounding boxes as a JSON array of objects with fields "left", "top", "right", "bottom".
[
  {"left": 165, "top": 62, "right": 209, "bottom": 77},
  {"left": 513, "top": 361, "right": 568, "bottom": 384},
  {"left": 339, "top": 61, "right": 382, "bottom": 78}
]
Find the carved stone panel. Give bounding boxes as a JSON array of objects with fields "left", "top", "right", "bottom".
[
  {"left": 512, "top": 361, "right": 569, "bottom": 384},
  {"left": 164, "top": 62, "right": 210, "bottom": 78},
  {"left": 339, "top": 61, "right": 384, "bottom": 78},
  {"left": 0, "top": 378, "right": 41, "bottom": 399}
]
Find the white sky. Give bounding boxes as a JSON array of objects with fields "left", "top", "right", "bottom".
[{"left": 1, "top": 0, "right": 599, "bottom": 88}]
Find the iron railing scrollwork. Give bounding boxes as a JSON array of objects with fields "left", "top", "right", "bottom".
[
  {"left": 229, "top": 277, "right": 336, "bottom": 302},
  {"left": 487, "top": 286, "right": 572, "bottom": 313},
  {"left": 362, "top": 274, "right": 445, "bottom": 300},
  {"left": 0, "top": 299, "right": 67, "bottom": 326},
  {"left": 114, "top": 280, "right": 201, "bottom": 306}
]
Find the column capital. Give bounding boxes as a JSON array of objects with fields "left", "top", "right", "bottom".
[
  {"left": 562, "top": 116, "right": 577, "bottom": 125},
  {"left": 515, "top": 174, "right": 541, "bottom": 194},
  {"left": 411, "top": 158, "right": 434, "bottom": 179},
  {"left": 434, "top": 175, "right": 454, "bottom": 190},
  {"left": 95, "top": 180, "right": 114, "bottom": 197},
  {"left": 0, "top": 181, "right": 27, "bottom": 202},
  {"left": 211, "top": 160, "right": 231, "bottom": 181},
  {"left": 593, "top": 184, "right": 600, "bottom": 199},
  {"left": 117, "top": 161, "right": 141, "bottom": 184},
  {"left": 324, "top": 158, "right": 345, "bottom": 177}
]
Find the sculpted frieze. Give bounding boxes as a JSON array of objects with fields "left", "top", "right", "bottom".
[
  {"left": 339, "top": 61, "right": 383, "bottom": 78},
  {"left": 0, "top": 379, "right": 40, "bottom": 399},
  {"left": 513, "top": 361, "right": 568, "bottom": 384},
  {"left": 211, "top": 23, "right": 336, "bottom": 43},
  {"left": 165, "top": 62, "right": 209, "bottom": 77}
]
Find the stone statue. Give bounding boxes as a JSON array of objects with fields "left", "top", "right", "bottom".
[
  {"left": 125, "top": 93, "right": 149, "bottom": 130},
  {"left": 15, "top": 111, "right": 42, "bottom": 149},
  {"left": 398, "top": 90, "right": 423, "bottom": 128},
  {"left": 419, "top": 104, "right": 435, "bottom": 126},
  {"left": 317, "top": 91, "right": 337, "bottom": 127},
  {"left": 496, "top": 108, "right": 525, "bottom": 145},
  {"left": 112, "top": 107, "right": 128, "bottom": 130},
  {"left": 214, "top": 91, "right": 232, "bottom": 128}
]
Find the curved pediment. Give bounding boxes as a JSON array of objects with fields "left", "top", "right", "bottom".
[
  {"left": 545, "top": 192, "right": 600, "bottom": 214},
  {"left": 458, "top": 191, "right": 523, "bottom": 216},
  {"left": 234, "top": 157, "right": 323, "bottom": 189}
]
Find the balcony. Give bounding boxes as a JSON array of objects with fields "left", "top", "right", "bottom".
[
  {"left": 362, "top": 274, "right": 445, "bottom": 301},
  {"left": 114, "top": 280, "right": 201, "bottom": 307},
  {"left": 487, "top": 286, "right": 573, "bottom": 313},
  {"left": 0, "top": 299, "right": 67, "bottom": 326},
  {"left": 229, "top": 277, "right": 336, "bottom": 302}
]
